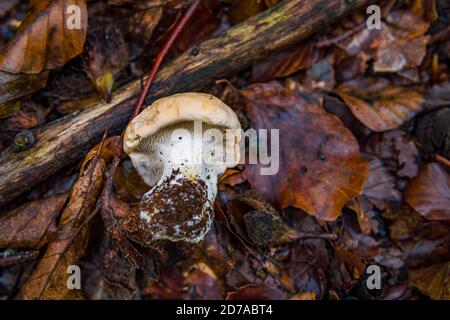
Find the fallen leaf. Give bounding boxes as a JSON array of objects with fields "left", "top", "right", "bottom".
[
  {"left": 363, "top": 157, "right": 402, "bottom": 204},
  {"left": 290, "top": 292, "right": 316, "bottom": 300},
  {"left": 0, "top": 71, "right": 48, "bottom": 118},
  {"left": 373, "top": 9, "right": 430, "bottom": 73},
  {"left": 414, "top": 107, "right": 450, "bottom": 159},
  {"left": 218, "top": 168, "right": 246, "bottom": 186},
  {"left": 374, "top": 27, "right": 429, "bottom": 73},
  {"left": 336, "top": 78, "right": 424, "bottom": 132},
  {"left": 226, "top": 283, "right": 286, "bottom": 300},
  {"left": 18, "top": 156, "right": 105, "bottom": 300},
  {"left": 404, "top": 163, "right": 450, "bottom": 220},
  {"left": 0, "top": 0, "right": 88, "bottom": 74},
  {"left": 0, "top": 0, "right": 19, "bottom": 19},
  {"left": 82, "top": 3, "right": 129, "bottom": 101},
  {"left": 0, "top": 194, "right": 68, "bottom": 249},
  {"left": 80, "top": 135, "right": 122, "bottom": 172},
  {"left": 411, "top": 0, "right": 438, "bottom": 23},
  {"left": 381, "top": 204, "right": 422, "bottom": 240},
  {"left": 251, "top": 41, "right": 322, "bottom": 82},
  {"left": 170, "top": 0, "right": 220, "bottom": 55},
  {"left": 113, "top": 159, "right": 150, "bottom": 202},
  {"left": 182, "top": 263, "right": 223, "bottom": 299},
  {"left": 242, "top": 82, "right": 368, "bottom": 221},
  {"left": 0, "top": 100, "right": 47, "bottom": 134},
  {"left": 409, "top": 262, "right": 450, "bottom": 300}
]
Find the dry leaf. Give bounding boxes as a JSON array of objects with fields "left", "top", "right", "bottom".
[
  {"left": 404, "top": 163, "right": 450, "bottom": 220},
  {"left": 381, "top": 204, "right": 422, "bottom": 241},
  {"left": 251, "top": 41, "right": 322, "bottom": 82},
  {"left": 0, "top": 71, "right": 48, "bottom": 118},
  {"left": 0, "top": 194, "right": 68, "bottom": 249},
  {"left": 363, "top": 157, "right": 402, "bottom": 204},
  {"left": 0, "top": 0, "right": 88, "bottom": 74},
  {"left": 409, "top": 262, "right": 450, "bottom": 300},
  {"left": 336, "top": 78, "right": 424, "bottom": 132},
  {"left": 0, "top": 0, "right": 20, "bottom": 19},
  {"left": 242, "top": 82, "right": 368, "bottom": 221},
  {"left": 18, "top": 156, "right": 105, "bottom": 300},
  {"left": 290, "top": 292, "right": 316, "bottom": 300},
  {"left": 226, "top": 283, "right": 286, "bottom": 300}
]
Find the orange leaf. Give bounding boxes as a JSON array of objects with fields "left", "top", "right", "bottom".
[
  {"left": 404, "top": 163, "right": 450, "bottom": 220},
  {"left": 0, "top": 194, "right": 68, "bottom": 249},
  {"left": 251, "top": 41, "right": 322, "bottom": 82},
  {"left": 409, "top": 262, "right": 450, "bottom": 300},
  {"left": 242, "top": 82, "right": 368, "bottom": 221},
  {"left": 0, "top": 0, "right": 88, "bottom": 74},
  {"left": 336, "top": 78, "right": 424, "bottom": 132},
  {"left": 18, "top": 156, "right": 105, "bottom": 300}
]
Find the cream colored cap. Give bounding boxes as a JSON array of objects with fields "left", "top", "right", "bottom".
[{"left": 124, "top": 92, "right": 241, "bottom": 154}]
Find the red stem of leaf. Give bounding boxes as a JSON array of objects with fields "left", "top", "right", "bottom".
[
  {"left": 133, "top": 0, "right": 201, "bottom": 118},
  {"left": 103, "top": 0, "right": 201, "bottom": 207}
]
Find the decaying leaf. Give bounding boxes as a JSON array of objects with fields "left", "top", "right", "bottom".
[
  {"left": 251, "top": 41, "right": 322, "bottom": 82},
  {"left": 404, "top": 163, "right": 450, "bottom": 220},
  {"left": 409, "top": 262, "right": 450, "bottom": 300},
  {"left": 17, "top": 156, "right": 105, "bottom": 300},
  {"left": 414, "top": 107, "right": 450, "bottom": 159},
  {"left": 363, "top": 157, "right": 402, "bottom": 204},
  {"left": 336, "top": 78, "right": 424, "bottom": 132},
  {"left": 373, "top": 10, "right": 431, "bottom": 73},
  {"left": 0, "top": 0, "right": 20, "bottom": 19},
  {"left": 226, "top": 283, "right": 286, "bottom": 300},
  {"left": 0, "top": 194, "right": 68, "bottom": 249},
  {"left": 242, "top": 82, "right": 368, "bottom": 221},
  {"left": 0, "top": 0, "right": 88, "bottom": 74},
  {"left": 0, "top": 71, "right": 48, "bottom": 118}
]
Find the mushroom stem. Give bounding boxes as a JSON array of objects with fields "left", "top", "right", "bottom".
[
  {"left": 136, "top": 167, "right": 214, "bottom": 243},
  {"left": 133, "top": 121, "right": 225, "bottom": 243}
]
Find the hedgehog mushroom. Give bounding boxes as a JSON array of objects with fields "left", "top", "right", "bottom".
[{"left": 123, "top": 93, "right": 241, "bottom": 244}]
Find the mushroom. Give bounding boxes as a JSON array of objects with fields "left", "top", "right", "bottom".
[{"left": 123, "top": 92, "right": 241, "bottom": 244}]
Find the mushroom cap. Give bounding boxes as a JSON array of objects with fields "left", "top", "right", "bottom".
[{"left": 124, "top": 92, "right": 241, "bottom": 154}]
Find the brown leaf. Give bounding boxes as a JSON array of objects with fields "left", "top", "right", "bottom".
[
  {"left": 414, "top": 107, "right": 450, "bottom": 159},
  {"left": 0, "top": 0, "right": 88, "bottom": 74},
  {"left": 290, "top": 292, "right": 316, "bottom": 300},
  {"left": 373, "top": 10, "right": 430, "bottom": 73},
  {"left": 409, "top": 262, "right": 450, "bottom": 300},
  {"left": 242, "top": 82, "right": 368, "bottom": 221},
  {"left": 381, "top": 204, "right": 422, "bottom": 240},
  {"left": 0, "top": 0, "right": 20, "bottom": 19},
  {"left": 336, "top": 78, "right": 424, "bottom": 132},
  {"left": 404, "top": 163, "right": 450, "bottom": 220},
  {"left": 363, "top": 157, "right": 402, "bottom": 204},
  {"left": 113, "top": 159, "right": 150, "bottom": 202},
  {"left": 18, "top": 156, "right": 105, "bottom": 300},
  {"left": 251, "top": 41, "right": 322, "bottom": 82},
  {"left": 170, "top": 0, "right": 220, "bottom": 55},
  {"left": 0, "top": 194, "right": 68, "bottom": 249},
  {"left": 82, "top": 3, "right": 129, "bottom": 101},
  {"left": 0, "top": 100, "right": 47, "bottom": 133},
  {"left": 0, "top": 71, "right": 48, "bottom": 118},
  {"left": 226, "top": 283, "right": 286, "bottom": 300},
  {"left": 374, "top": 30, "right": 429, "bottom": 73},
  {"left": 80, "top": 135, "right": 122, "bottom": 172},
  {"left": 411, "top": 0, "right": 438, "bottom": 23}
]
